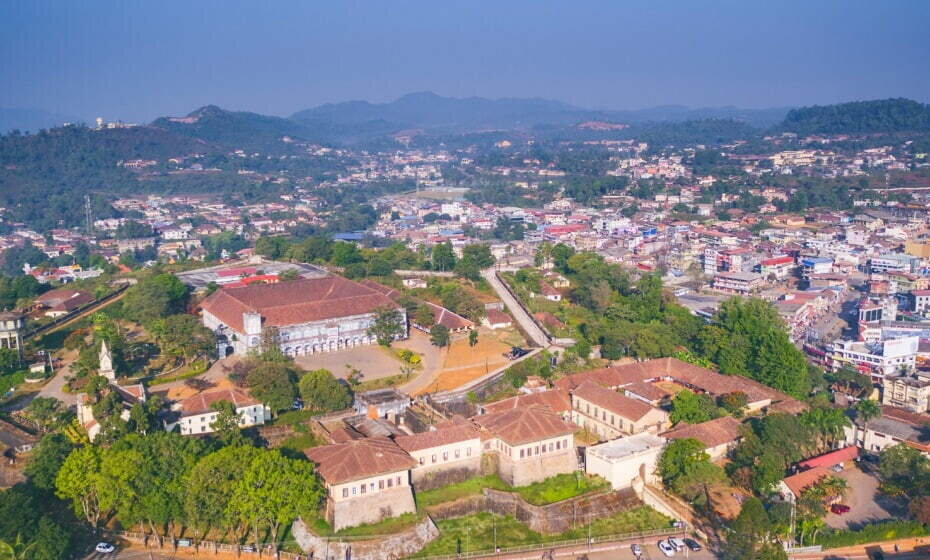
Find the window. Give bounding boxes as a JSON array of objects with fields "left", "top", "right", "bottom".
[
  {"left": 343, "top": 488, "right": 348, "bottom": 498},
  {"left": 360, "top": 484, "right": 366, "bottom": 494},
  {"left": 352, "top": 487, "right": 357, "bottom": 495},
  {"left": 520, "top": 449, "right": 525, "bottom": 458},
  {"left": 443, "top": 451, "right": 449, "bottom": 461},
  {"left": 563, "top": 439, "right": 568, "bottom": 449},
  {"left": 455, "top": 449, "right": 460, "bottom": 459},
  {"left": 549, "top": 442, "right": 554, "bottom": 452},
  {"left": 387, "top": 478, "right": 393, "bottom": 488},
  {"left": 419, "top": 457, "right": 425, "bottom": 465},
  {"left": 432, "top": 454, "right": 437, "bottom": 463},
  {"left": 556, "top": 440, "right": 561, "bottom": 450},
  {"left": 466, "top": 447, "right": 472, "bottom": 457},
  {"left": 396, "top": 476, "right": 402, "bottom": 486},
  {"left": 535, "top": 445, "right": 540, "bottom": 455},
  {"left": 586, "top": 404, "right": 590, "bottom": 414},
  {"left": 379, "top": 480, "right": 384, "bottom": 489},
  {"left": 370, "top": 483, "right": 375, "bottom": 492}
]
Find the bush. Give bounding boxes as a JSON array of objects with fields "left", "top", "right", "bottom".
[{"left": 815, "top": 520, "right": 929, "bottom": 549}]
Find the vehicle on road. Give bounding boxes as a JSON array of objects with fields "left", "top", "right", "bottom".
[
  {"left": 504, "top": 347, "right": 529, "bottom": 360},
  {"left": 657, "top": 540, "right": 676, "bottom": 557},
  {"left": 630, "top": 543, "right": 642, "bottom": 557},
  {"left": 240, "top": 545, "right": 256, "bottom": 553},
  {"left": 830, "top": 503, "right": 851, "bottom": 514},
  {"left": 95, "top": 543, "right": 115, "bottom": 554},
  {"left": 683, "top": 538, "right": 702, "bottom": 551}
]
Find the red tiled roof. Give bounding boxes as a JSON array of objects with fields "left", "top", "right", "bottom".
[
  {"left": 394, "top": 424, "right": 480, "bottom": 453},
  {"left": 572, "top": 381, "right": 657, "bottom": 422},
  {"left": 486, "top": 309, "right": 512, "bottom": 325},
  {"left": 305, "top": 436, "right": 416, "bottom": 484},
  {"left": 201, "top": 276, "right": 399, "bottom": 332},
  {"left": 797, "top": 446, "right": 858, "bottom": 470},
  {"left": 473, "top": 405, "right": 576, "bottom": 446},
  {"left": 557, "top": 358, "right": 803, "bottom": 411},
  {"left": 179, "top": 388, "right": 259, "bottom": 417},
  {"left": 482, "top": 389, "right": 572, "bottom": 415},
  {"left": 782, "top": 466, "right": 831, "bottom": 498},
  {"left": 661, "top": 416, "right": 743, "bottom": 449}
]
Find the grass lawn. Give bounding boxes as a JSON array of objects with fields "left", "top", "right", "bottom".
[
  {"left": 415, "top": 475, "right": 510, "bottom": 509},
  {"left": 415, "top": 473, "right": 610, "bottom": 510},
  {"left": 278, "top": 432, "right": 321, "bottom": 453},
  {"left": 512, "top": 473, "right": 609, "bottom": 506},
  {"left": 412, "top": 507, "right": 671, "bottom": 557},
  {"left": 306, "top": 512, "right": 424, "bottom": 538}
]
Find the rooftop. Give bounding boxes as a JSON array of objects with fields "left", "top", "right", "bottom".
[{"left": 586, "top": 432, "right": 666, "bottom": 461}]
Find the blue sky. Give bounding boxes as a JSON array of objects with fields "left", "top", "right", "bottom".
[{"left": 2, "top": 0, "right": 929, "bottom": 122}]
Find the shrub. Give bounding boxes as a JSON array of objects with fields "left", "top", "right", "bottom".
[{"left": 815, "top": 520, "right": 929, "bottom": 549}]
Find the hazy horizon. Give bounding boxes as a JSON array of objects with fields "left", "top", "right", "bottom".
[{"left": 2, "top": 0, "right": 930, "bottom": 123}]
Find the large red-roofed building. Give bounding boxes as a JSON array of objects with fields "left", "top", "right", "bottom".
[{"left": 201, "top": 275, "right": 406, "bottom": 357}]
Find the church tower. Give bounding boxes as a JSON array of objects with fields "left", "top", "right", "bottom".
[{"left": 99, "top": 340, "right": 116, "bottom": 381}]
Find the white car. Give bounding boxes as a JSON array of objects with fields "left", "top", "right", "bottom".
[
  {"left": 668, "top": 537, "right": 686, "bottom": 551},
  {"left": 631, "top": 543, "right": 642, "bottom": 557},
  {"left": 657, "top": 540, "right": 676, "bottom": 557},
  {"left": 95, "top": 543, "right": 115, "bottom": 554}
]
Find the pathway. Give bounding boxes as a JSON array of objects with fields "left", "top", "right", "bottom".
[{"left": 482, "top": 268, "right": 549, "bottom": 347}]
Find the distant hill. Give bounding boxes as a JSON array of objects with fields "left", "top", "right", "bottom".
[
  {"left": 150, "top": 105, "right": 323, "bottom": 152},
  {"left": 292, "top": 91, "right": 593, "bottom": 131},
  {"left": 292, "top": 92, "right": 789, "bottom": 135},
  {"left": 781, "top": 98, "right": 930, "bottom": 134},
  {"left": 0, "top": 107, "right": 84, "bottom": 134}
]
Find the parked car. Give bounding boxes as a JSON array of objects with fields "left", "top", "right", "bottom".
[
  {"left": 831, "top": 503, "right": 851, "bottom": 514},
  {"left": 668, "top": 537, "right": 686, "bottom": 552},
  {"left": 504, "top": 346, "right": 529, "bottom": 360},
  {"left": 630, "top": 543, "right": 642, "bottom": 557},
  {"left": 657, "top": 540, "right": 676, "bottom": 557},
  {"left": 240, "top": 545, "right": 256, "bottom": 553},
  {"left": 95, "top": 543, "right": 115, "bottom": 554},
  {"left": 683, "top": 538, "right": 702, "bottom": 551}
]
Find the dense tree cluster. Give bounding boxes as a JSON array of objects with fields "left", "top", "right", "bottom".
[{"left": 782, "top": 98, "right": 930, "bottom": 134}]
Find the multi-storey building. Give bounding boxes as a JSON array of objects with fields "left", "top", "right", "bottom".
[{"left": 201, "top": 276, "right": 406, "bottom": 357}]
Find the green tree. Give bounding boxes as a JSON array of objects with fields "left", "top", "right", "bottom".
[
  {"left": 228, "top": 450, "right": 323, "bottom": 554},
  {"left": 185, "top": 446, "right": 261, "bottom": 548},
  {"left": 24, "top": 433, "right": 73, "bottom": 491},
  {"left": 245, "top": 362, "right": 298, "bottom": 415},
  {"left": 121, "top": 273, "right": 189, "bottom": 324},
  {"left": 670, "top": 390, "right": 720, "bottom": 425},
  {"left": 210, "top": 400, "right": 247, "bottom": 447},
  {"left": 367, "top": 307, "right": 405, "bottom": 346},
  {"left": 431, "top": 242, "right": 456, "bottom": 272},
  {"left": 658, "top": 438, "right": 725, "bottom": 500},
  {"left": 430, "top": 324, "right": 450, "bottom": 347},
  {"left": 413, "top": 305, "right": 435, "bottom": 328},
  {"left": 468, "top": 329, "right": 478, "bottom": 347},
  {"left": 55, "top": 446, "right": 104, "bottom": 529},
  {"left": 23, "top": 398, "right": 67, "bottom": 434},
  {"left": 148, "top": 314, "right": 216, "bottom": 365},
  {"left": 722, "top": 497, "right": 786, "bottom": 560},
  {"left": 298, "top": 369, "right": 351, "bottom": 413}
]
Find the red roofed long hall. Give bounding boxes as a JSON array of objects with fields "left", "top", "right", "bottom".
[{"left": 201, "top": 275, "right": 407, "bottom": 357}]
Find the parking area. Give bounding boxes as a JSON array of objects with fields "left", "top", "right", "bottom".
[
  {"left": 587, "top": 539, "right": 715, "bottom": 560},
  {"left": 825, "top": 464, "right": 905, "bottom": 530}
]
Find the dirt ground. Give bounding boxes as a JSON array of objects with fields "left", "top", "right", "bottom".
[{"left": 411, "top": 327, "right": 518, "bottom": 395}]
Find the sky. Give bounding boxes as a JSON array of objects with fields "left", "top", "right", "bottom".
[{"left": 2, "top": 0, "right": 930, "bottom": 123}]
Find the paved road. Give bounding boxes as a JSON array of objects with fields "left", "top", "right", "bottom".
[{"left": 482, "top": 268, "right": 549, "bottom": 348}]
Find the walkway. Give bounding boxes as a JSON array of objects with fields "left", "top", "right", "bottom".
[{"left": 482, "top": 268, "right": 549, "bottom": 348}]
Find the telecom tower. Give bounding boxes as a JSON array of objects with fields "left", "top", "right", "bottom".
[{"left": 84, "top": 195, "right": 94, "bottom": 235}]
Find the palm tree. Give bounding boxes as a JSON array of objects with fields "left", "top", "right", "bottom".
[
  {"left": 0, "top": 536, "right": 36, "bottom": 560},
  {"left": 855, "top": 399, "right": 881, "bottom": 428}
]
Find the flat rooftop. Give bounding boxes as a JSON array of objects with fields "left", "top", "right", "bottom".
[{"left": 587, "top": 432, "right": 665, "bottom": 461}]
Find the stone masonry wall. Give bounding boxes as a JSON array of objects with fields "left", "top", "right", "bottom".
[
  {"left": 426, "top": 487, "right": 641, "bottom": 535},
  {"left": 411, "top": 459, "right": 481, "bottom": 491},
  {"left": 499, "top": 449, "right": 578, "bottom": 487},
  {"left": 292, "top": 516, "right": 439, "bottom": 560},
  {"left": 329, "top": 487, "right": 416, "bottom": 531}
]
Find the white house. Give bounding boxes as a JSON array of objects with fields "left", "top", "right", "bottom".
[{"left": 170, "top": 389, "right": 267, "bottom": 435}]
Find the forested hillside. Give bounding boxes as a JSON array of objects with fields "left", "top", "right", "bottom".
[{"left": 781, "top": 98, "right": 930, "bottom": 134}]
